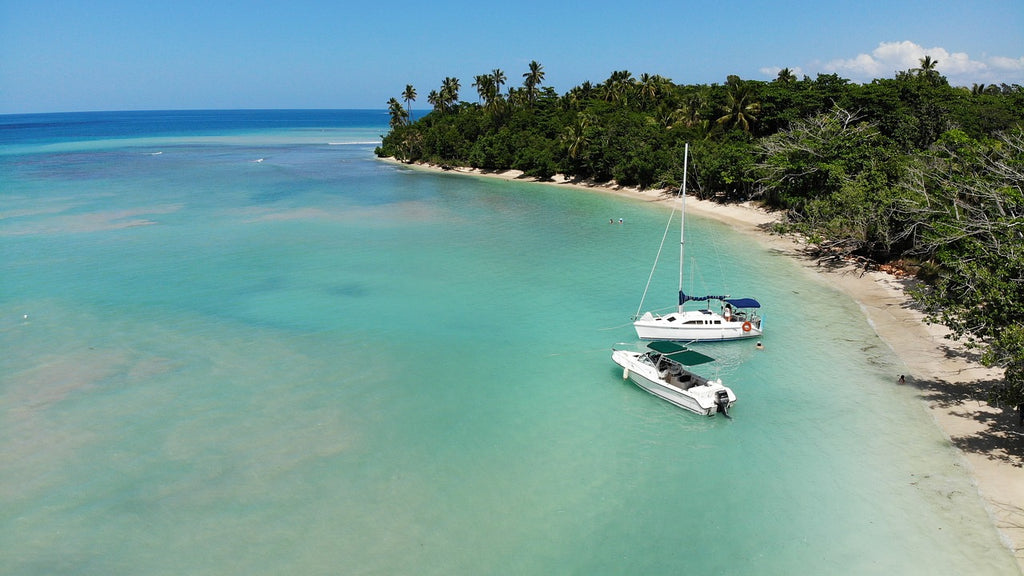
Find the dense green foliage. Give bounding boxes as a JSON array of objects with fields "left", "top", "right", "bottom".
[{"left": 377, "top": 62, "right": 1024, "bottom": 410}]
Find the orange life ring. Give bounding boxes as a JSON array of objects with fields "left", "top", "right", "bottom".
[{"left": 742, "top": 321, "right": 752, "bottom": 332}]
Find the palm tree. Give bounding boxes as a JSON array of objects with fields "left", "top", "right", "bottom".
[
  {"left": 473, "top": 74, "right": 496, "bottom": 105},
  {"left": 602, "top": 70, "right": 635, "bottom": 104},
  {"left": 561, "top": 82, "right": 589, "bottom": 111},
  {"left": 523, "top": 60, "right": 545, "bottom": 104},
  {"left": 775, "top": 68, "right": 797, "bottom": 83},
  {"left": 677, "top": 87, "right": 712, "bottom": 128},
  {"left": 716, "top": 76, "right": 761, "bottom": 132},
  {"left": 563, "top": 114, "right": 592, "bottom": 160},
  {"left": 638, "top": 73, "right": 664, "bottom": 108},
  {"left": 491, "top": 69, "right": 507, "bottom": 96},
  {"left": 440, "top": 77, "right": 461, "bottom": 111},
  {"left": 427, "top": 90, "right": 441, "bottom": 112},
  {"left": 916, "top": 55, "right": 939, "bottom": 76},
  {"left": 387, "top": 98, "right": 408, "bottom": 128},
  {"left": 402, "top": 84, "right": 416, "bottom": 124},
  {"left": 914, "top": 55, "right": 945, "bottom": 85},
  {"left": 506, "top": 87, "right": 527, "bottom": 108}
]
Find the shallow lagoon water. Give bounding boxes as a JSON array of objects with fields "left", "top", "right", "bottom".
[{"left": 1, "top": 110, "right": 1017, "bottom": 574}]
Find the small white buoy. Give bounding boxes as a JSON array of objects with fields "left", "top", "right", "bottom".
[{"left": 622, "top": 367, "right": 629, "bottom": 380}]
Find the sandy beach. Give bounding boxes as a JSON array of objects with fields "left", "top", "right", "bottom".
[{"left": 390, "top": 159, "right": 1024, "bottom": 570}]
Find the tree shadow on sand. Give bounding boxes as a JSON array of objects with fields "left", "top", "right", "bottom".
[
  {"left": 797, "top": 246, "right": 1024, "bottom": 468},
  {"left": 758, "top": 230, "right": 1024, "bottom": 469},
  {"left": 906, "top": 367, "right": 1024, "bottom": 469}
]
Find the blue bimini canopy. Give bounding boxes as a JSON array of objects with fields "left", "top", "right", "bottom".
[
  {"left": 724, "top": 297, "right": 761, "bottom": 309},
  {"left": 679, "top": 291, "right": 761, "bottom": 309}
]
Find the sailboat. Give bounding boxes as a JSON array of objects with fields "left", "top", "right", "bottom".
[{"left": 632, "top": 143, "right": 763, "bottom": 342}]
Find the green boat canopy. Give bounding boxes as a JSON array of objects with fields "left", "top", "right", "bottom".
[{"left": 646, "top": 341, "right": 715, "bottom": 366}]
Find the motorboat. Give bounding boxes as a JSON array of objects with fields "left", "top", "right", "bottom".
[{"left": 612, "top": 341, "right": 736, "bottom": 416}]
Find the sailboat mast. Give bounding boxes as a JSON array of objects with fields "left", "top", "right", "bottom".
[{"left": 678, "top": 143, "right": 688, "bottom": 313}]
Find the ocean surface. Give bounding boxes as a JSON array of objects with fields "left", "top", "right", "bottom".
[{"left": 1, "top": 110, "right": 1018, "bottom": 575}]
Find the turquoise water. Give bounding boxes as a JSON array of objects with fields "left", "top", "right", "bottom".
[{"left": 1, "top": 110, "right": 1018, "bottom": 575}]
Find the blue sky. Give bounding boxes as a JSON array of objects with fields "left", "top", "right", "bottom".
[{"left": 2, "top": 0, "right": 1022, "bottom": 114}]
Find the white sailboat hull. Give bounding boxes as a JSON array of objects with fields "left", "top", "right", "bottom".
[
  {"left": 634, "top": 310, "right": 763, "bottom": 341},
  {"left": 611, "top": 349, "right": 736, "bottom": 416}
]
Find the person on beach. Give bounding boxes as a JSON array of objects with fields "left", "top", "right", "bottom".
[{"left": 898, "top": 375, "right": 906, "bottom": 385}]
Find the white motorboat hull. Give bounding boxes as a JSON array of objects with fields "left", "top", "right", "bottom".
[
  {"left": 633, "top": 310, "right": 762, "bottom": 341},
  {"left": 611, "top": 349, "right": 736, "bottom": 416}
]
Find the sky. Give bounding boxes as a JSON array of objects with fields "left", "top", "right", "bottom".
[{"left": 2, "top": 0, "right": 1023, "bottom": 114}]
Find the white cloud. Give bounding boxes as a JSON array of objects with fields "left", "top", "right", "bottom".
[
  {"left": 989, "top": 55, "right": 1024, "bottom": 72},
  {"left": 765, "top": 41, "right": 1024, "bottom": 86},
  {"left": 759, "top": 66, "right": 805, "bottom": 79}
]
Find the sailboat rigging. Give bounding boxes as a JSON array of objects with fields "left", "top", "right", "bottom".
[{"left": 631, "top": 143, "right": 763, "bottom": 341}]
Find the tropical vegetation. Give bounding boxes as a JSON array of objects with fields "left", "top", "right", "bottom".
[{"left": 377, "top": 59, "right": 1024, "bottom": 413}]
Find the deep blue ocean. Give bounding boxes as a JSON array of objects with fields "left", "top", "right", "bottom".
[{"left": 1, "top": 110, "right": 1018, "bottom": 575}]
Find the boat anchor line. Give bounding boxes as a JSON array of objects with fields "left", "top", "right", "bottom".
[{"left": 598, "top": 320, "right": 641, "bottom": 331}]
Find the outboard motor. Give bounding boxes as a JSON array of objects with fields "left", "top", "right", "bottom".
[{"left": 714, "top": 390, "right": 731, "bottom": 417}]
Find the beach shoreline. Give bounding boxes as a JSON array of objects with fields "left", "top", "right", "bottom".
[{"left": 384, "top": 158, "right": 1024, "bottom": 570}]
